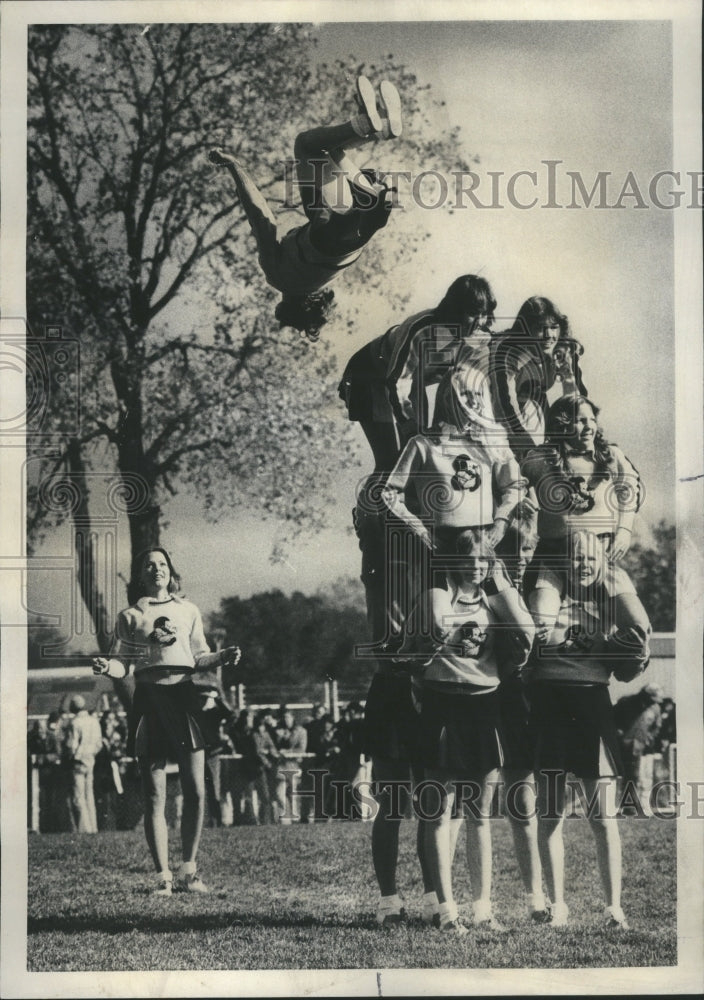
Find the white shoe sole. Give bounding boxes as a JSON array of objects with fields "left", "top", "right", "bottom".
[
  {"left": 379, "top": 80, "right": 402, "bottom": 137},
  {"left": 356, "top": 76, "right": 383, "bottom": 133}
]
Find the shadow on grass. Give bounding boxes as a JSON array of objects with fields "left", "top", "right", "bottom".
[{"left": 28, "top": 911, "right": 380, "bottom": 935}]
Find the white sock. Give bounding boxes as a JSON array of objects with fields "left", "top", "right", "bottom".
[
  {"left": 473, "top": 899, "right": 492, "bottom": 923},
  {"left": 378, "top": 893, "right": 402, "bottom": 913},
  {"left": 529, "top": 890, "right": 547, "bottom": 912},
  {"left": 605, "top": 903, "right": 625, "bottom": 921},
  {"left": 422, "top": 890, "right": 439, "bottom": 917},
  {"left": 155, "top": 869, "right": 172, "bottom": 883},
  {"left": 179, "top": 861, "right": 196, "bottom": 877},
  {"left": 438, "top": 900, "right": 458, "bottom": 925}
]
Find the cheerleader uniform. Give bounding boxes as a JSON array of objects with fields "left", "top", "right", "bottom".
[
  {"left": 383, "top": 431, "right": 526, "bottom": 557},
  {"left": 521, "top": 442, "right": 641, "bottom": 599},
  {"left": 419, "top": 584, "right": 533, "bottom": 775},
  {"left": 103, "top": 595, "right": 221, "bottom": 761},
  {"left": 527, "top": 591, "right": 650, "bottom": 779}
]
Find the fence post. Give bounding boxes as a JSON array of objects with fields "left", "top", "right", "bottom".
[
  {"left": 331, "top": 680, "right": 339, "bottom": 723},
  {"left": 237, "top": 683, "right": 246, "bottom": 709},
  {"left": 323, "top": 680, "right": 331, "bottom": 714}
]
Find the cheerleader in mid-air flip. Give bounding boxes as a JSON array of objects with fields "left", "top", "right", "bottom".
[{"left": 209, "top": 75, "right": 402, "bottom": 341}]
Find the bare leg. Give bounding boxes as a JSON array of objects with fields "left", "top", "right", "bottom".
[
  {"left": 140, "top": 758, "right": 170, "bottom": 874},
  {"left": 613, "top": 592, "right": 651, "bottom": 637},
  {"left": 536, "top": 769, "right": 567, "bottom": 909},
  {"left": 582, "top": 777, "right": 622, "bottom": 909},
  {"left": 529, "top": 584, "right": 561, "bottom": 631},
  {"left": 464, "top": 770, "right": 499, "bottom": 917},
  {"left": 177, "top": 748, "right": 206, "bottom": 865},
  {"left": 423, "top": 774, "right": 455, "bottom": 907},
  {"left": 504, "top": 768, "right": 543, "bottom": 904},
  {"left": 359, "top": 419, "right": 403, "bottom": 475}
]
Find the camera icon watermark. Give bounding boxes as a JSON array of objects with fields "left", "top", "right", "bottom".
[{"left": 0, "top": 318, "right": 80, "bottom": 438}]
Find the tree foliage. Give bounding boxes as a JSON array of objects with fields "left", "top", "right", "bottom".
[
  {"left": 209, "top": 585, "right": 375, "bottom": 696},
  {"left": 622, "top": 519, "right": 675, "bottom": 632},
  {"left": 26, "top": 23, "right": 477, "bottom": 657}
]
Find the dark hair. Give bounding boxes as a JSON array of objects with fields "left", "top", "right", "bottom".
[
  {"left": 509, "top": 296, "right": 571, "bottom": 340},
  {"left": 127, "top": 547, "right": 182, "bottom": 605},
  {"left": 545, "top": 394, "right": 613, "bottom": 468},
  {"left": 435, "top": 275, "right": 496, "bottom": 328},
  {"left": 275, "top": 289, "right": 335, "bottom": 341}
]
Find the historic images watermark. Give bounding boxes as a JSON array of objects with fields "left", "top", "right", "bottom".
[
  {"left": 283, "top": 159, "right": 704, "bottom": 212},
  {"left": 278, "top": 769, "right": 702, "bottom": 823}
]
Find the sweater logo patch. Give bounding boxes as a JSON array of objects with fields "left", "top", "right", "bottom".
[
  {"left": 451, "top": 454, "right": 481, "bottom": 492},
  {"left": 559, "top": 624, "right": 594, "bottom": 654},
  {"left": 567, "top": 475, "right": 596, "bottom": 513},
  {"left": 458, "top": 621, "right": 487, "bottom": 658},
  {"left": 149, "top": 616, "right": 178, "bottom": 647}
]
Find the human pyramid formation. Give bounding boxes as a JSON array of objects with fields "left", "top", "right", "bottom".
[{"left": 92, "top": 77, "right": 651, "bottom": 929}]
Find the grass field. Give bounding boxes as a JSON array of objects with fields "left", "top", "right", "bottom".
[{"left": 27, "top": 817, "right": 676, "bottom": 972}]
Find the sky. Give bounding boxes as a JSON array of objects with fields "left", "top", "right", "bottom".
[{"left": 27, "top": 17, "right": 679, "bottom": 636}]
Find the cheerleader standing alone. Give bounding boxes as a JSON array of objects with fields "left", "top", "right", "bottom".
[{"left": 94, "top": 548, "right": 241, "bottom": 895}]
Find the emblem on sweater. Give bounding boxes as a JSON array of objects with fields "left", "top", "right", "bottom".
[
  {"left": 458, "top": 621, "right": 487, "bottom": 658},
  {"left": 451, "top": 454, "right": 481, "bottom": 493},
  {"left": 560, "top": 624, "right": 593, "bottom": 654},
  {"left": 566, "top": 475, "right": 596, "bottom": 513},
  {"left": 149, "top": 616, "right": 178, "bottom": 647}
]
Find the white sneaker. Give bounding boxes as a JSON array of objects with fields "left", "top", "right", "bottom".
[
  {"left": 378, "top": 80, "right": 402, "bottom": 137},
  {"left": 181, "top": 872, "right": 210, "bottom": 894},
  {"left": 548, "top": 902, "right": 569, "bottom": 927},
  {"left": 153, "top": 877, "right": 172, "bottom": 897},
  {"left": 355, "top": 76, "right": 383, "bottom": 133},
  {"left": 604, "top": 905, "right": 630, "bottom": 930}
]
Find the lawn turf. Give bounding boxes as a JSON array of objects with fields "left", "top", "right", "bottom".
[{"left": 27, "top": 817, "right": 676, "bottom": 971}]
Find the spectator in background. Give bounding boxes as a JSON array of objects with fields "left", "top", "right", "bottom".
[
  {"left": 317, "top": 715, "right": 342, "bottom": 817},
  {"left": 300, "top": 704, "right": 329, "bottom": 823},
  {"left": 305, "top": 704, "right": 329, "bottom": 755},
  {"left": 95, "top": 725, "right": 127, "bottom": 830},
  {"left": 251, "top": 711, "right": 280, "bottom": 824},
  {"left": 196, "top": 685, "right": 236, "bottom": 827},
  {"left": 656, "top": 698, "right": 676, "bottom": 755},
  {"left": 64, "top": 695, "right": 103, "bottom": 833},
  {"left": 42, "top": 710, "right": 71, "bottom": 832},
  {"left": 228, "top": 709, "right": 258, "bottom": 825},
  {"left": 617, "top": 683, "right": 664, "bottom": 808},
  {"left": 336, "top": 702, "right": 368, "bottom": 820},
  {"left": 273, "top": 707, "right": 308, "bottom": 823}
]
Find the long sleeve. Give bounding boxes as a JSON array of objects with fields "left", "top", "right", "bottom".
[
  {"left": 492, "top": 336, "right": 543, "bottom": 457},
  {"left": 492, "top": 456, "right": 527, "bottom": 523},
  {"left": 610, "top": 445, "right": 643, "bottom": 533},
  {"left": 190, "top": 607, "right": 216, "bottom": 668},
  {"left": 103, "top": 611, "right": 132, "bottom": 678},
  {"left": 382, "top": 437, "right": 428, "bottom": 535}
]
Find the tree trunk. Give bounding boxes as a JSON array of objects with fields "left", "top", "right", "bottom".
[{"left": 66, "top": 440, "right": 133, "bottom": 710}]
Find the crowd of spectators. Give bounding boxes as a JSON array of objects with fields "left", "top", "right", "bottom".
[
  {"left": 27, "top": 694, "right": 372, "bottom": 832},
  {"left": 614, "top": 683, "right": 677, "bottom": 810}
]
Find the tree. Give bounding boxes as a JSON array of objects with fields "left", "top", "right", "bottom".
[
  {"left": 622, "top": 519, "right": 675, "bottom": 632},
  {"left": 27, "top": 23, "right": 478, "bottom": 667},
  {"left": 209, "top": 588, "right": 375, "bottom": 698}
]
